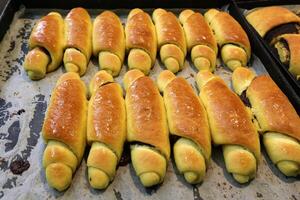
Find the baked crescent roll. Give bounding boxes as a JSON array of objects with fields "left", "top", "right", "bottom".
[
  {"left": 87, "top": 71, "right": 126, "bottom": 189},
  {"left": 124, "top": 69, "right": 170, "bottom": 187},
  {"left": 157, "top": 70, "right": 211, "bottom": 184},
  {"left": 64, "top": 8, "right": 92, "bottom": 76},
  {"left": 152, "top": 9, "right": 186, "bottom": 73},
  {"left": 273, "top": 34, "right": 300, "bottom": 79},
  {"left": 232, "top": 67, "right": 300, "bottom": 177},
  {"left": 246, "top": 6, "right": 300, "bottom": 44},
  {"left": 125, "top": 9, "right": 157, "bottom": 75},
  {"left": 204, "top": 9, "right": 251, "bottom": 71},
  {"left": 93, "top": 11, "right": 125, "bottom": 76},
  {"left": 24, "top": 12, "right": 64, "bottom": 80},
  {"left": 196, "top": 70, "right": 260, "bottom": 183},
  {"left": 42, "top": 72, "right": 87, "bottom": 191},
  {"left": 179, "top": 9, "right": 217, "bottom": 71}
]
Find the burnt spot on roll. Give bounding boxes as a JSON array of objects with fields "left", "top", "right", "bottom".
[
  {"left": 240, "top": 90, "right": 251, "bottom": 108},
  {"left": 264, "top": 23, "right": 300, "bottom": 45}
]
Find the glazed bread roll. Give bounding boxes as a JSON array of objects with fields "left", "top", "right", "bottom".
[
  {"left": 24, "top": 12, "right": 64, "bottom": 80},
  {"left": 42, "top": 72, "right": 87, "bottom": 191},
  {"left": 273, "top": 34, "right": 300, "bottom": 79},
  {"left": 87, "top": 71, "right": 126, "bottom": 189},
  {"left": 196, "top": 71, "right": 260, "bottom": 183},
  {"left": 204, "top": 9, "right": 251, "bottom": 71},
  {"left": 179, "top": 9, "right": 217, "bottom": 71},
  {"left": 93, "top": 11, "right": 125, "bottom": 76},
  {"left": 157, "top": 70, "right": 211, "bottom": 184},
  {"left": 246, "top": 6, "right": 300, "bottom": 44},
  {"left": 64, "top": 8, "right": 92, "bottom": 76},
  {"left": 125, "top": 9, "right": 157, "bottom": 75},
  {"left": 124, "top": 69, "right": 170, "bottom": 187},
  {"left": 152, "top": 9, "right": 186, "bottom": 73},
  {"left": 232, "top": 67, "right": 300, "bottom": 177}
]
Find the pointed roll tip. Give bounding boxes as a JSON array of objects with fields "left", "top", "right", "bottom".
[
  {"left": 89, "top": 70, "right": 114, "bottom": 96},
  {"left": 45, "top": 163, "right": 72, "bottom": 191},
  {"left": 179, "top": 9, "right": 195, "bottom": 24},
  {"left": 157, "top": 70, "right": 176, "bottom": 93},
  {"left": 123, "top": 69, "right": 145, "bottom": 91},
  {"left": 232, "top": 67, "right": 256, "bottom": 95},
  {"left": 196, "top": 70, "right": 215, "bottom": 89},
  {"left": 204, "top": 8, "right": 220, "bottom": 24},
  {"left": 88, "top": 167, "right": 110, "bottom": 189}
]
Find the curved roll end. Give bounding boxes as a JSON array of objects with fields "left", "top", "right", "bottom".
[
  {"left": 63, "top": 48, "right": 87, "bottom": 76},
  {"left": 128, "top": 8, "right": 144, "bottom": 20},
  {"left": 196, "top": 70, "right": 216, "bottom": 90},
  {"left": 204, "top": 9, "right": 220, "bottom": 24},
  {"left": 221, "top": 44, "right": 248, "bottom": 71},
  {"left": 174, "top": 138, "right": 206, "bottom": 184},
  {"left": 24, "top": 48, "right": 49, "bottom": 80},
  {"left": 191, "top": 45, "right": 216, "bottom": 72},
  {"left": 263, "top": 132, "right": 300, "bottom": 177},
  {"left": 152, "top": 8, "right": 167, "bottom": 24},
  {"left": 87, "top": 142, "right": 118, "bottom": 189},
  {"left": 179, "top": 9, "right": 195, "bottom": 24},
  {"left": 131, "top": 145, "right": 167, "bottom": 187},
  {"left": 99, "top": 51, "right": 122, "bottom": 77},
  {"left": 223, "top": 145, "right": 257, "bottom": 184},
  {"left": 42, "top": 140, "right": 78, "bottom": 191},
  {"left": 123, "top": 69, "right": 144, "bottom": 91},
  {"left": 157, "top": 70, "right": 176, "bottom": 92},
  {"left": 56, "top": 72, "right": 80, "bottom": 86},
  {"left": 48, "top": 12, "right": 62, "bottom": 18},
  {"left": 128, "top": 49, "right": 152, "bottom": 75},
  {"left": 89, "top": 70, "right": 114, "bottom": 96},
  {"left": 160, "top": 44, "right": 185, "bottom": 73},
  {"left": 232, "top": 67, "right": 255, "bottom": 95}
]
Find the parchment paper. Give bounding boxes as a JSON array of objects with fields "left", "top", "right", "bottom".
[{"left": 0, "top": 6, "right": 299, "bottom": 200}]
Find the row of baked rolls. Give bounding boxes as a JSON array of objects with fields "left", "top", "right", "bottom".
[
  {"left": 232, "top": 67, "right": 300, "bottom": 177},
  {"left": 42, "top": 72, "right": 87, "bottom": 191},
  {"left": 179, "top": 9, "right": 217, "bottom": 72},
  {"left": 125, "top": 9, "right": 157, "bottom": 75},
  {"left": 124, "top": 69, "right": 170, "bottom": 187},
  {"left": 152, "top": 9, "right": 187, "bottom": 73},
  {"left": 204, "top": 9, "right": 251, "bottom": 71},
  {"left": 93, "top": 11, "right": 125, "bottom": 76},
  {"left": 157, "top": 70, "right": 211, "bottom": 184},
  {"left": 196, "top": 70, "right": 260, "bottom": 183},
  {"left": 87, "top": 71, "right": 126, "bottom": 189}
]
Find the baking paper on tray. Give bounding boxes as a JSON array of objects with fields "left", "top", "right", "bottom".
[{"left": 0, "top": 6, "right": 299, "bottom": 200}]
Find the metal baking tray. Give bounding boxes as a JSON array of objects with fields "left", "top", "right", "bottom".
[
  {"left": 232, "top": 0, "right": 300, "bottom": 112},
  {"left": 0, "top": 1, "right": 299, "bottom": 199}
]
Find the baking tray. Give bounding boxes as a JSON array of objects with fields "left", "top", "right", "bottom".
[
  {"left": 232, "top": 0, "right": 300, "bottom": 112},
  {"left": 0, "top": 1, "right": 299, "bottom": 200}
]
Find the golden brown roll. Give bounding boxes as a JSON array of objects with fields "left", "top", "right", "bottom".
[
  {"left": 64, "top": 8, "right": 92, "bottom": 76},
  {"left": 246, "top": 6, "right": 300, "bottom": 44},
  {"left": 93, "top": 11, "right": 125, "bottom": 76},
  {"left": 125, "top": 9, "right": 157, "bottom": 75},
  {"left": 24, "top": 12, "right": 64, "bottom": 80},
  {"left": 179, "top": 9, "right": 217, "bottom": 71},
  {"left": 42, "top": 72, "right": 87, "bottom": 191},
  {"left": 204, "top": 9, "right": 251, "bottom": 71},
  {"left": 157, "top": 70, "right": 211, "bottom": 184},
  {"left": 124, "top": 69, "right": 170, "bottom": 187},
  {"left": 87, "top": 71, "right": 126, "bottom": 189},
  {"left": 196, "top": 70, "right": 260, "bottom": 183},
  {"left": 273, "top": 34, "right": 300, "bottom": 79},
  {"left": 232, "top": 67, "right": 300, "bottom": 177},
  {"left": 152, "top": 9, "right": 186, "bottom": 73}
]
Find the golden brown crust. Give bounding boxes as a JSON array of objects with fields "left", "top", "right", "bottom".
[
  {"left": 164, "top": 78, "right": 211, "bottom": 160},
  {"left": 207, "top": 11, "right": 251, "bottom": 59},
  {"left": 125, "top": 10, "right": 157, "bottom": 65},
  {"left": 87, "top": 83, "right": 126, "bottom": 158},
  {"left": 93, "top": 11, "right": 125, "bottom": 62},
  {"left": 247, "top": 75, "right": 300, "bottom": 141},
  {"left": 42, "top": 73, "right": 87, "bottom": 160},
  {"left": 154, "top": 10, "right": 186, "bottom": 55},
  {"left": 246, "top": 6, "right": 300, "bottom": 37},
  {"left": 126, "top": 76, "right": 170, "bottom": 159},
  {"left": 29, "top": 12, "right": 64, "bottom": 72},
  {"left": 278, "top": 34, "right": 300, "bottom": 78},
  {"left": 65, "top": 7, "right": 92, "bottom": 60},
  {"left": 183, "top": 12, "right": 217, "bottom": 53},
  {"left": 200, "top": 78, "right": 260, "bottom": 159}
]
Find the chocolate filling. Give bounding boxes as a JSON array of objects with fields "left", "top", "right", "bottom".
[
  {"left": 264, "top": 23, "right": 300, "bottom": 45},
  {"left": 118, "top": 142, "right": 130, "bottom": 166},
  {"left": 240, "top": 90, "right": 251, "bottom": 107}
]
